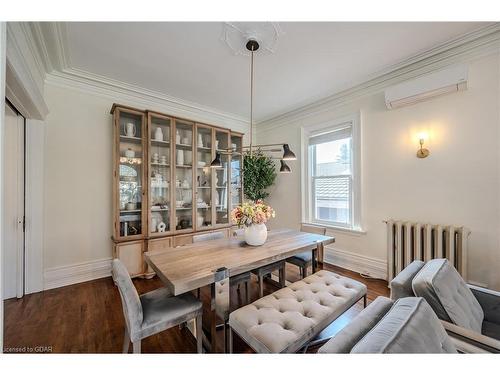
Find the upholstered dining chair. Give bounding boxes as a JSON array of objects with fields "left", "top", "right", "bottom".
[
  {"left": 112, "top": 259, "right": 203, "bottom": 353},
  {"left": 286, "top": 224, "right": 326, "bottom": 279},
  {"left": 193, "top": 231, "right": 252, "bottom": 304},
  {"left": 232, "top": 228, "right": 287, "bottom": 298}
]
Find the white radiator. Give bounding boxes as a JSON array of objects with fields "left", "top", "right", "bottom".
[{"left": 385, "top": 220, "right": 470, "bottom": 282}]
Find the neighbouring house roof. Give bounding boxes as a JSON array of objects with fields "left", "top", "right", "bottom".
[{"left": 315, "top": 177, "right": 349, "bottom": 201}]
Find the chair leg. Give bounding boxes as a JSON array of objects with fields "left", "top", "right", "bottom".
[
  {"left": 132, "top": 340, "right": 141, "bottom": 354},
  {"left": 302, "top": 265, "right": 308, "bottom": 278},
  {"left": 245, "top": 281, "right": 249, "bottom": 304},
  {"left": 258, "top": 275, "right": 264, "bottom": 298},
  {"left": 197, "top": 288, "right": 201, "bottom": 299},
  {"left": 196, "top": 314, "right": 203, "bottom": 354},
  {"left": 228, "top": 326, "right": 233, "bottom": 354},
  {"left": 122, "top": 328, "right": 130, "bottom": 353},
  {"left": 279, "top": 265, "right": 286, "bottom": 287}
]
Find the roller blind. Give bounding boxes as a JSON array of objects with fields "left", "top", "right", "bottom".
[{"left": 309, "top": 123, "right": 352, "bottom": 146}]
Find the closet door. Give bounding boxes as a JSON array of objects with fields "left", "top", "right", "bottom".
[{"left": 3, "top": 103, "right": 25, "bottom": 299}]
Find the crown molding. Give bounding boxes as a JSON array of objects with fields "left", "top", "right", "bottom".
[
  {"left": 6, "top": 22, "right": 49, "bottom": 119},
  {"left": 45, "top": 67, "right": 249, "bottom": 131},
  {"left": 256, "top": 23, "right": 500, "bottom": 133}
]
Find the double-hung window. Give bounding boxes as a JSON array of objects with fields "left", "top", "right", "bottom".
[{"left": 305, "top": 116, "right": 360, "bottom": 230}]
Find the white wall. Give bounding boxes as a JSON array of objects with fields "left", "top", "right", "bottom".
[
  {"left": 42, "top": 83, "right": 250, "bottom": 273},
  {"left": 257, "top": 52, "right": 500, "bottom": 290}
]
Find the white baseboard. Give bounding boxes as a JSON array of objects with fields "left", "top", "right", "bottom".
[
  {"left": 324, "top": 247, "right": 387, "bottom": 281},
  {"left": 44, "top": 258, "right": 113, "bottom": 291}
]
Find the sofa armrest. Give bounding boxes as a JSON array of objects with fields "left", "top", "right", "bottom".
[
  {"left": 468, "top": 284, "right": 500, "bottom": 325},
  {"left": 389, "top": 260, "right": 425, "bottom": 300},
  {"left": 440, "top": 320, "right": 500, "bottom": 353}
]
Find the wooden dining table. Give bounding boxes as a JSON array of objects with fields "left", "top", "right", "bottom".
[{"left": 144, "top": 228, "right": 335, "bottom": 353}]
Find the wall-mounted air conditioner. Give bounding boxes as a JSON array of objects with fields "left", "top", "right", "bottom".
[{"left": 384, "top": 65, "right": 468, "bottom": 109}]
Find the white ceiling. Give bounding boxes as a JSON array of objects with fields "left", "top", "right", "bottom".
[{"left": 63, "top": 22, "right": 486, "bottom": 122}]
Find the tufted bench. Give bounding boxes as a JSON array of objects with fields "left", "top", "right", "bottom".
[{"left": 228, "top": 270, "right": 367, "bottom": 353}]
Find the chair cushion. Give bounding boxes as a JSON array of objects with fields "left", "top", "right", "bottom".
[
  {"left": 137, "top": 288, "right": 202, "bottom": 341},
  {"left": 318, "top": 297, "right": 394, "bottom": 353},
  {"left": 389, "top": 260, "right": 425, "bottom": 300},
  {"left": 229, "top": 270, "right": 367, "bottom": 353},
  {"left": 352, "top": 297, "right": 457, "bottom": 353},
  {"left": 290, "top": 251, "right": 312, "bottom": 263},
  {"left": 412, "top": 259, "right": 484, "bottom": 333}
]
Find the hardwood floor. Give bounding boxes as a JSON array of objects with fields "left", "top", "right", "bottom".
[{"left": 3, "top": 263, "right": 388, "bottom": 353}]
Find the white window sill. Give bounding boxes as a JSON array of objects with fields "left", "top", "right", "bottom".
[{"left": 302, "top": 222, "right": 366, "bottom": 236}]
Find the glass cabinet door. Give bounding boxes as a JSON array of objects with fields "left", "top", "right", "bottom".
[
  {"left": 148, "top": 113, "right": 172, "bottom": 236},
  {"left": 174, "top": 120, "right": 194, "bottom": 232},
  {"left": 230, "top": 134, "right": 243, "bottom": 208},
  {"left": 116, "top": 109, "right": 145, "bottom": 239},
  {"left": 195, "top": 125, "right": 213, "bottom": 230},
  {"left": 215, "top": 130, "right": 230, "bottom": 226}
]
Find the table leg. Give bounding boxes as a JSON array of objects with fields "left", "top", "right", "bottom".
[
  {"left": 312, "top": 247, "right": 318, "bottom": 273},
  {"left": 210, "top": 267, "right": 230, "bottom": 353}
]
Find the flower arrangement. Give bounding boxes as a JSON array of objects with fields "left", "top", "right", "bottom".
[{"left": 231, "top": 200, "right": 276, "bottom": 228}]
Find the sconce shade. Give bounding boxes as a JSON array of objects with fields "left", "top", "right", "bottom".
[
  {"left": 280, "top": 160, "right": 291, "bottom": 173},
  {"left": 282, "top": 144, "right": 297, "bottom": 160},
  {"left": 210, "top": 152, "right": 223, "bottom": 168}
]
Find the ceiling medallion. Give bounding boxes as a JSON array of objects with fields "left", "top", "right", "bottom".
[
  {"left": 212, "top": 26, "right": 296, "bottom": 173},
  {"left": 221, "top": 22, "right": 283, "bottom": 56}
]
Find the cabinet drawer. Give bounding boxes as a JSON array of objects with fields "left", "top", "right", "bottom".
[
  {"left": 147, "top": 237, "right": 172, "bottom": 253},
  {"left": 173, "top": 234, "right": 193, "bottom": 247}
]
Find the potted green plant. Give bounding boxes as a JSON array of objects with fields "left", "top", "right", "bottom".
[{"left": 242, "top": 150, "right": 277, "bottom": 202}]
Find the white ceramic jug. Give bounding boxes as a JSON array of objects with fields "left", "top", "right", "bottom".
[
  {"left": 124, "top": 122, "right": 136, "bottom": 137},
  {"left": 154, "top": 127, "right": 164, "bottom": 141}
]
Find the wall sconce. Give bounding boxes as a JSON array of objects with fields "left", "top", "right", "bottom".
[{"left": 416, "top": 133, "right": 430, "bottom": 158}]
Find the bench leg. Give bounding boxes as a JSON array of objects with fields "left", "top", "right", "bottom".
[
  {"left": 228, "top": 326, "right": 233, "bottom": 354},
  {"left": 363, "top": 294, "right": 367, "bottom": 308},
  {"left": 302, "top": 266, "right": 308, "bottom": 278}
]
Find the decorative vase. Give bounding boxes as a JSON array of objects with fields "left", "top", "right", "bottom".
[
  {"left": 154, "top": 127, "right": 164, "bottom": 141},
  {"left": 244, "top": 223, "right": 267, "bottom": 246}
]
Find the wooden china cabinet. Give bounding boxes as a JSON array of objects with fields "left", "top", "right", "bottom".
[{"left": 111, "top": 104, "right": 244, "bottom": 277}]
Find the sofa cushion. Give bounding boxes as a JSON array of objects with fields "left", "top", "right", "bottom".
[
  {"left": 412, "top": 259, "right": 484, "bottom": 333},
  {"left": 229, "top": 270, "right": 367, "bottom": 353},
  {"left": 318, "top": 297, "right": 394, "bottom": 353},
  {"left": 351, "top": 297, "right": 457, "bottom": 353}
]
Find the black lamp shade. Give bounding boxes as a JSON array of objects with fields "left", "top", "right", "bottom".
[
  {"left": 210, "top": 152, "right": 222, "bottom": 168},
  {"left": 280, "top": 160, "right": 291, "bottom": 173},
  {"left": 282, "top": 144, "right": 296, "bottom": 160}
]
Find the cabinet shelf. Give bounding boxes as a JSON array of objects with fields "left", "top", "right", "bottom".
[
  {"left": 176, "top": 165, "right": 192, "bottom": 168},
  {"left": 151, "top": 139, "right": 170, "bottom": 145},
  {"left": 151, "top": 162, "right": 170, "bottom": 167},
  {"left": 176, "top": 143, "right": 192, "bottom": 149},
  {"left": 120, "top": 135, "right": 142, "bottom": 143}
]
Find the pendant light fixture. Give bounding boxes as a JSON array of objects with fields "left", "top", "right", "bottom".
[{"left": 211, "top": 38, "right": 296, "bottom": 173}]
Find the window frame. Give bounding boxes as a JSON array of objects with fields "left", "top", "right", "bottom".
[{"left": 301, "top": 113, "right": 362, "bottom": 231}]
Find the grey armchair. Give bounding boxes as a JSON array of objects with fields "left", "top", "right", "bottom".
[
  {"left": 318, "top": 296, "right": 457, "bottom": 353},
  {"left": 390, "top": 258, "right": 500, "bottom": 352},
  {"left": 112, "top": 259, "right": 203, "bottom": 353}
]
